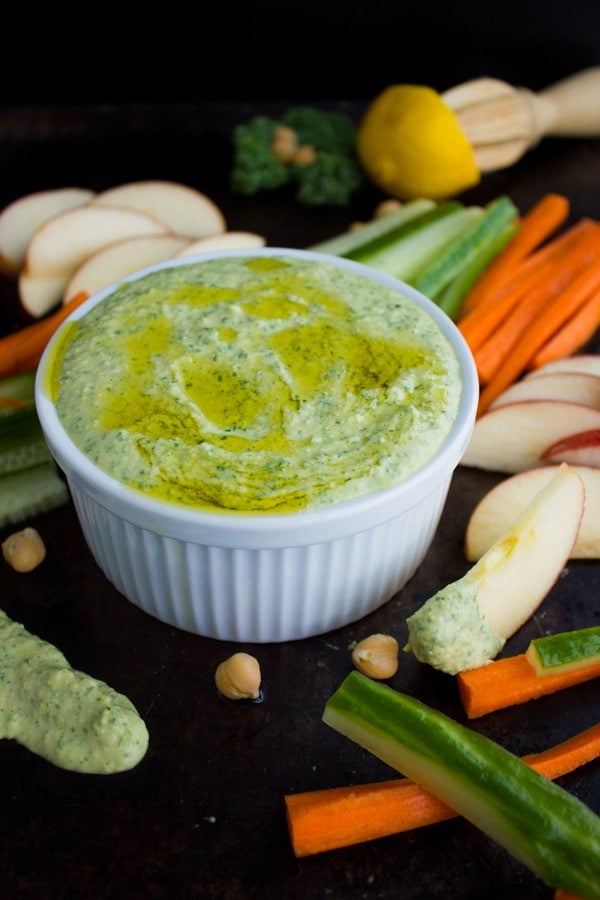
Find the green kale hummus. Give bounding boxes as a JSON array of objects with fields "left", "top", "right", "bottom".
[{"left": 52, "top": 254, "right": 462, "bottom": 513}]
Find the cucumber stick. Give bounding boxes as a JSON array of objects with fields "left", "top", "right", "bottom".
[
  {"left": 0, "top": 462, "right": 69, "bottom": 528},
  {"left": 0, "top": 371, "right": 69, "bottom": 525},
  {"left": 347, "top": 203, "right": 483, "bottom": 282},
  {"left": 436, "top": 219, "right": 519, "bottom": 319},
  {"left": 309, "top": 198, "right": 436, "bottom": 256},
  {"left": 412, "top": 195, "right": 519, "bottom": 300},
  {"left": 0, "top": 431, "right": 53, "bottom": 477},
  {"left": 526, "top": 625, "right": 600, "bottom": 676},
  {"left": 324, "top": 672, "right": 600, "bottom": 898},
  {"left": 0, "top": 372, "right": 38, "bottom": 441}
]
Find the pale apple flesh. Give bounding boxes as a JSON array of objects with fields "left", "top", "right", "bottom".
[
  {"left": 174, "top": 231, "right": 267, "bottom": 256},
  {"left": 406, "top": 463, "right": 585, "bottom": 674},
  {"left": 18, "top": 273, "right": 72, "bottom": 318},
  {"left": 19, "top": 205, "right": 170, "bottom": 316},
  {"left": 62, "top": 234, "right": 190, "bottom": 305},
  {"left": 465, "top": 464, "right": 600, "bottom": 561},
  {"left": 489, "top": 372, "right": 600, "bottom": 409},
  {"left": 24, "top": 204, "right": 169, "bottom": 279},
  {"left": 461, "top": 400, "right": 600, "bottom": 473},
  {"left": 91, "top": 180, "right": 226, "bottom": 239},
  {"left": 524, "top": 354, "right": 600, "bottom": 380},
  {"left": 0, "top": 187, "right": 95, "bottom": 276}
]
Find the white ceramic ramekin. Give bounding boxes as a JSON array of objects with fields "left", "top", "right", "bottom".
[{"left": 35, "top": 248, "right": 478, "bottom": 643}]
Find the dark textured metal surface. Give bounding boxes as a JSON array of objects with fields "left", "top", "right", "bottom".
[{"left": 0, "top": 104, "right": 598, "bottom": 899}]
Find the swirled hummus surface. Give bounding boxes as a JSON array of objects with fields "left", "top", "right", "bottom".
[{"left": 53, "top": 255, "right": 462, "bottom": 513}]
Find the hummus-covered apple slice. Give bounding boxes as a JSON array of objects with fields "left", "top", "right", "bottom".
[{"left": 405, "top": 463, "right": 585, "bottom": 674}]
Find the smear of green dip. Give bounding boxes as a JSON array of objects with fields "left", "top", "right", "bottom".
[
  {"left": 0, "top": 608, "right": 148, "bottom": 773},
  {"left": 405, "top": 577, "right": 505, "bottom": 675}
]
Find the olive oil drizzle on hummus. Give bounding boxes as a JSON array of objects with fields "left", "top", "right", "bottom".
[{"left": 53, "top": 256, "right": 462, "bottom": 513}]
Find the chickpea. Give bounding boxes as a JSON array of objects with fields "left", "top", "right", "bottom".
[
  {"left": 2, "top": 527, "right": 46, "bottom": 573},
  {"left": 270, "top": 125, "right": 299, "bottom": 163},
  {"left": 215, "top": 652, "right": 262, "bottom": 700},
  {"left": 373, "top": 198, "right": 403, "bottom": 219},
  {"left": 351, "top": 633, "right": 399, "bottom": 680},
  {"left": 291, "top": 144, "right": 317, "bottom": 166}
]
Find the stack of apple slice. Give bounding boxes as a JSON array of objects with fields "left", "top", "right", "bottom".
[
  {"left": 461, "top": 355, "right": 600, "bottom": 473},
  {"left": 0, "top": 181, "right": 266, "bottom": 317}
]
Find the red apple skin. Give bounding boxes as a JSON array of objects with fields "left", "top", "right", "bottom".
[
  {"left": 542, "top": 429, "right": 600, "bottom": 467},
  {"left": 461, "top": 400, "right": 600, "bottom": 473}
]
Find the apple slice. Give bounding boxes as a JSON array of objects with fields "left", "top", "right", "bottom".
[
  {"left": 20, "top": 205, "right": 170, "bottom": 316},
  {"left": 461, "top": 400, "right": 600, "bottom": 473},
  {"left": 489, "top": 372, "right": 600, "bottom": 409},
  {"left": 465, "top": 464, "right": 600, "bottom": 561},
  {"left": 542, "top": 429, "right": 600, "bottom": 468},
  {"left": 0, "top": 187, "right": 95, "bottom": 276},
  {"left": 405, "top": 463, "right": 585, "bottom": 674},
  {"left": 91, "top": 180, "right": 226, "bottom": 239},
  {"left": 175, "top": 231, "right": 266, "bottom": 256},
  {"left": 18, "top": 273, "right": 72, "bottom": 319},
  {"left": 524, "top": 354, "right": 600, "bottom": 380},
  {"left": 62, "top": 234, "right": 190, "bottom": 304}
]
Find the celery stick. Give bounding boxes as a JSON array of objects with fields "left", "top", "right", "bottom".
[
  {"left": 412, "top": 195, "right": 519, "bottom": 301},
  {"left": 324, "top": 672, "right": 600, "bottom": 898},
  {"left": 0, "top": 430, "right": 53, "bottom": 477},
  {"left": 526, "top": 625, "right": 600, "bottom": 676},
  {"left": 0, "top": 371, "right": 37, "bottom": 441},
  {"left": 349, "top": 204, "right": 483, "bottom": 282},
  {"left": 436, "top": 220, "right": 520, "bottom": 320},
  {"left": 0, "top": 371, "right": 36, "bottom": 405},
  {"left": 308, "top": 198, "right": 436, "bottom": 257},
  {"left": 0, "top": 461, "right": 69, "bottom": 527}
]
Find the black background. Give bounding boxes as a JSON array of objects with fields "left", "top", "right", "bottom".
[
  {"left": 1, "top": 5, "right": 600, "bottom": 899},
  {"left": 3, "top": 0, "right": 600, "bottom": 105}
]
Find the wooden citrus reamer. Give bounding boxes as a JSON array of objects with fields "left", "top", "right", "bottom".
[{"left": 442, "top": 67, "right": 600, "bottom": 172}]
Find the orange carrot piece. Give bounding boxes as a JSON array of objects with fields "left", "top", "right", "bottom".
[
  {"left": 459, "top": 193, "right": 570, "bottom": 316},
  {"left": 0, "top": 291, "right": 89, "bottom": 380},
  {"left": 477, "top": 255, "right": 600, "bottom": 415},
  {"left": 286, "top": 777, "right": 456, "bottom": 857},
  {"left": 0, "top": 395, "right": 28, "bottom": 409},
  {"left": 457, "top": 219, "right": 597, "bottom": 352},
  {"left": 284, "top": 723, "right": 600, "bottom": 857},
  {"left": 473, "top": 226, "right": 600, "bottom": 384},
  {"left": 554, "top": 890, "right": 588, "bottom": 900},
  {"left": 528, "top": 722, "right": 600, "bottom": 780},
  {"left": 528, "top": 288, "right": 600, "bottom": 369},
  {"left": 457, "top": 653, "right": 600, "bottom": 719}
]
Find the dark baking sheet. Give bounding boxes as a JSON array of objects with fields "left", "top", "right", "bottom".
[{"left": 0, "top": 103, "right": 598, "bottom": 900}]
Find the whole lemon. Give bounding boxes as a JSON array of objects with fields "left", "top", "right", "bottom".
[{"left": 357, "top": 84, "right": 480, "bottom": 201}]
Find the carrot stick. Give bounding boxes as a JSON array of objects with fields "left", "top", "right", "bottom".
[
  {"left": 477, "top": 255, "right": 600, "bottom": 415},
  {"left": 0, "top": 395, "right": 28, "bottom": 409},
  {"left": 459, "top": 193, "right": 570, "bottom": 316},
  {"left": 554, "top": 890, "right": 588, "bottom": 900},
  {"left": 457, "top": 653, "right": 600, "bottom": 719},
  {"left": 0, "top": 291, "right": 89, "bottom": 380},
  {"left": 528, "top": 288, "right": 600, "bottom": 369},
  {"left": 284, "top": 723, "right": 600, "bottom": 857},
  {"left": 473, "top": 227, "right": 600, "bottom": 384},
  {"left": 457, "top": 219, "right": 597, "bottom": 352}
]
